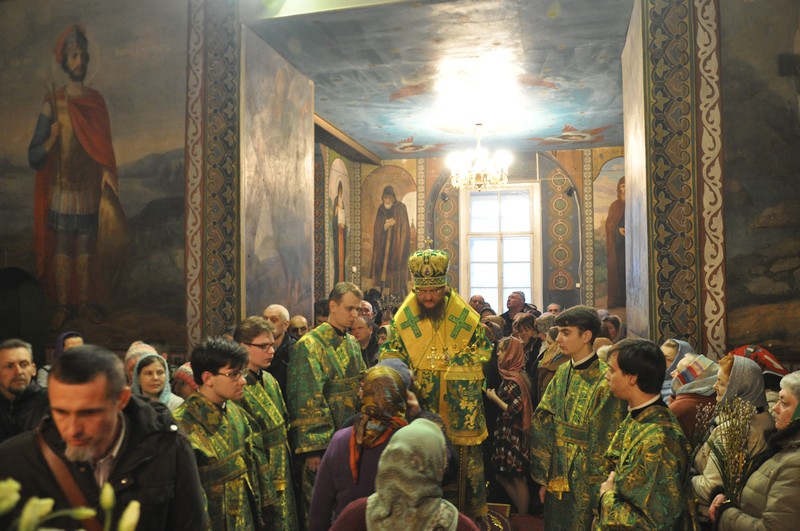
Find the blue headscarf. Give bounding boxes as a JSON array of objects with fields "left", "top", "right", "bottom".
[
  {"left": 131, "top": 353, "right": 174, "bottom": 406},
  {"left": 661, "top": 339, "right": 694, "bottom": 401}
]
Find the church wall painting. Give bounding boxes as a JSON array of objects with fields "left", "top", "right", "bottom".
[
  {"left": 328, "top": 157, "right": 351, "bottom": 288},
  {"left": 241, "top": 27, "right": 314, "bottom": 321},
  {"left": 720, "top": 0, "right": 800, "bottom": 361},
  {"left": 360, "top": 164, "right": 417, "bottom": 300},
  {"left": 592, "top": 157, "right": 626, "bottom": 311},
  {"left": 0, "top": 0, "right": 188, "bottom": 352}
]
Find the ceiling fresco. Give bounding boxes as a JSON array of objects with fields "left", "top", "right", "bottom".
[{"left": 248, "top": 0, "right": 634, "bottom": 160}]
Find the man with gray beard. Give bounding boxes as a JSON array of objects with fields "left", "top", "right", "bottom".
[{"left": 0, "top": 345, "right": 207, "bottom": 530}]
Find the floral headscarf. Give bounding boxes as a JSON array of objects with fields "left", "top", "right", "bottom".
[
  {"left": 366, "top": 418, "right": 459, "bottom": 531},
  {"left": 350, "top": 365, "right": 408, "bottom": 483}
]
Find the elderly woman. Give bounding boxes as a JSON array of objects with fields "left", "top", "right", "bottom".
[
  {"left": 660, "top": 339, "right": 694, "bottom": 402},
  {"left": 668, "top": 354, "right": 718, "bottom": 443},
  {"left": 308, "top": 365, "right": 407, "bottom": 530},
  {"left": 692, "top": 354, "right": 775, "bottom": 505},
  {"left": 131, "top": 353, "right": 184, "bottom": 411},
  {"left": 709, "top": 370, "right": 800, "bottom": 529},
  {"left": 332, "top": 418, "right": 478, "bottom": 531}
]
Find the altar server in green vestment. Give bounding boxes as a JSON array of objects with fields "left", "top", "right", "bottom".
[
  {"left": 531, "top": 305, "right": 627, "bottom": 530},
  {"left": 288, "top": 282, "right": 367, "bottom": 526},
  {"left": 379, "top": 248, "right": 492, "bottom": 520},
  {"left": 596, "top": 339, "right": 692, "bottom": 530},
  {"left": 235, "top": 316, "right": 299, "bottom": 531},
  {"left": 173, "top": 337, "right": 276, "bottom": 530}
]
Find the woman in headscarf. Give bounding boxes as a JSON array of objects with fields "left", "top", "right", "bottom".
[
  {"left": 668, "top": 354, "right": 718, "bottom": 443},
  {"left": 170, "top": 361, "right": 198, "bottom": 400},
  {"left": 131, "top": 353, "right": 184, "bottom": 411},
  {"left": 729, "top": 344, "right": 789, "bottom": 419},
  {"left": 660, "top": 339, "right": 694, "bottom": 402},
  {"left": 37, "top": 331, "right": 83, "bottom": 387},
  {"left": 308, "top": 365, "right": 407, "bottom": 531},
  {"left": 691, "top": 354, "right": 775, "bottom": 505},
  {"left": 709, "top": 371, "right": 800, "bottom": 529},
  {"left": 485, "top": 336, "right": 533, "bottom": 515},
  {"left": 536, "top": 326, "right": 567, "bottom": 403},
  {"left": 332, "top": 418, "right": 478, "bottom": 531}
]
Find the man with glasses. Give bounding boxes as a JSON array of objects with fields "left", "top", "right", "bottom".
[
  {"left": 235, "top": 316, "right": 298, "bottom": 530},
  {"left": 380, "top": 249, "right": 492, "bottom": 522},
  {"left": 173, "top": 337, "right": 276, "bottom": 530}
]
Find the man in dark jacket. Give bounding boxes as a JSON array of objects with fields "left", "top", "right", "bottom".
[
  {"left": 0, "top": 338, "right": 49, "bottom": 444},
  {"left": 0, "top": 345, "right": 207, "bottom": 530}
]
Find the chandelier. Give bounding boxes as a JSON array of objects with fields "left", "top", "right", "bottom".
[{"left": 446, "top": 125, "right": 512, "bottom": 192}]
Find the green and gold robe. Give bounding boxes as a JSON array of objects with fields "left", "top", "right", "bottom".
[
  {"left": 173, "top": 392, "right": 275, "bottom": 531},
  {"left": 240, "top": 370, "right": 298, "bottom": 531},
  {"left": 596, "top": 403, "right": 691, "bottom": 530},
  {"left": 287, "top": 322, "right": 366, "bottom": 454},
  {"left": 531, "top": 355, "right": 627, "bottom": 530},
  {"left": 379, "top": 289, "right": 492, "bottom": 518}
]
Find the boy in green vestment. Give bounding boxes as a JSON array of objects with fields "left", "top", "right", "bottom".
[
  {"left": 173, "top": 337, "right": 276, "bottom": 530},
  {"left": 235, "top": 316, "right": 299, "bottom": 531},
  {"left": 531, "top": 305, "right": 627, "bottom": 530},
  {"left": 597, "top": 339, "right": 691, "bottom": 529}
]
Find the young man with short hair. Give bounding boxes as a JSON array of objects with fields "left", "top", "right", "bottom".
[
  {"left": 597, "top": 338, "right": 691, "bottom": 528},
  {"left": 530, "top": 305, "right": 627, "bottom": 530},
  {"left": 288, "top": 282, "right": 367, "bottom": 525},
  {"left": 235, "top": 316, "right": 298, "bottom": 530},
  {"left": 173, "top": 337, "right": 275, "bottom": 530}
]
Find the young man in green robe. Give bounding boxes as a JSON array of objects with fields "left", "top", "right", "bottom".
[
  {"left": 531, "top": 305, "right": 627, "bottom": 530},
  {"left": 235, "top": 316, "right": 298, "bottom": 531},
  {"left": 379, "top": 249, "right": 492, "bottom": 520},
  {"left": 597, "top": 338, "right": 692, "bottom": 529},
  {"left": 287, "top": 282, "right": 367, "bottom": 527},
  {"left": 173, "top": 337, "right": 276, "bottom": 530}
]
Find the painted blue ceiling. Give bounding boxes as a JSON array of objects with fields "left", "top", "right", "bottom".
[{"left": 248, "top": 0, "right": 634, "bottom": 160}]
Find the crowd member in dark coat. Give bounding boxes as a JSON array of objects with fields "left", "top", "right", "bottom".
[
  {"left": 0, "top": 345, "right": 207, "bottom": 531},
  {"left": 500, "top": 291, "right": 540, "bottom": 337},
  {"left": 0, "top": 339, "right": 50, "bottom": 444}
]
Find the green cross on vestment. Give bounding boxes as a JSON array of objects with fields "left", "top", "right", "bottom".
[
  {"left": 400, "top": 306, "right": 423, "bottom": 338},
  {"left": 448, "top": 308, "right": 473, "bottom": 339}
]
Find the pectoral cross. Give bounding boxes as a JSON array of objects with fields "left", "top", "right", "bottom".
[
  {"left": 448, "top": 308, "right": 473, "bottom": 339},
  {"left": 399, "top": 306, "right": 423, "bottom": 338}
]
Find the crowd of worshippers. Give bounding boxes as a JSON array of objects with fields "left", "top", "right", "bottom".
[{"left": 1, "top": 251, "right": 799, "bottom": 530}]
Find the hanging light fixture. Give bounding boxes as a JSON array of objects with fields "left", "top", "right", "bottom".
[{"left": 446, "top": 124, "right": 512, "bottom": 192}]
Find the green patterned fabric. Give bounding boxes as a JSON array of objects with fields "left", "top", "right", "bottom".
[
  {"left": 597, "top": 404, "right": 691, "bottom": 530},
  {"left": 530, "top": 356, "right": 627, "bottom": 530},
  {"left": 379, "top": 290, "right": 492, "bottom": 518},
  {"left": 287, "top": 322, "right": 366, "bottom": 454},
  {"left": 240, "top": 370, "right": 298, "bottom": 531},
  {"left": 173, "top": 392, "right": 275, "bottom": 531}
]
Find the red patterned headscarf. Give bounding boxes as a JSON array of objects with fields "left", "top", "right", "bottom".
[{"left": 349, "top": 366, "right": 408, "bottom": 483}]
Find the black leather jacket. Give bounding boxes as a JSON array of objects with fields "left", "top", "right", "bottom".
[{"left": 0, "top": 395, "right": 208, "bottom": 530}]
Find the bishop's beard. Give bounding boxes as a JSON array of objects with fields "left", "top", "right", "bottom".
[{"left": 418, "top": 296, "right": 446, "bottom": 322}]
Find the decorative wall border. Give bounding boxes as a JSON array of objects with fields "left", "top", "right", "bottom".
[
  {"left": 694, "top": 0, "right": 726, "bottom": 358},
  {"left": 313, "top": 149, "right": 325, "bottom": 301},
  {"left": 417, "top": 158, "right": 426, "bottom": 248},
  {"left": 644, "top": 0, "right": 702, "bottom": 346},
  {"left": 582, "top": 149, "right": 595, "bottom": 307},
  {"left": 185, "top": 0, "right": 205, "bottom": 349},
  {"left": 202, "top": 0, "right": 240, "bottom": 338},
  {"left": 352, "top": 161, "right": 362, "bottom": 288}
]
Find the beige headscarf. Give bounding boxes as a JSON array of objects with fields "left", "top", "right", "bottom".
[{"left": 365, "top": 418, "right": 459, "bottom": 531}]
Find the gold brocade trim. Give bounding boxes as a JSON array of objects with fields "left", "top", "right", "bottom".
[
  {"left": 292, "top": 442, "right": 327, "bottom": 455},
  {"left": 448, "top": 428, "right": 488, "bottom": 446},
  {"left": 547, "top": 477, "right": 570, "bottom": 495},
  {"left": 198, "top": 450, "right": 247, "bottom": 485},
  {"left": 444, "top": 365, "right": 484, "bottom": 380},
  {"left": 290, "top": 417, "right": 327, "bottom": 428}
]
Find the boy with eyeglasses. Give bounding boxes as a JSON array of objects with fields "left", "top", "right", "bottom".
[{"left": 173, "top": 336, "right": 276, "bottom": 530}]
